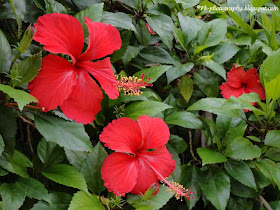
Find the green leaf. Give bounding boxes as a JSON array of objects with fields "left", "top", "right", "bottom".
[
  {"left": 168, "top": 134, "right": 187, "bottom": 154},
  {"left": 139, "top": 46, "right": 174, "bottom": 64},
  {"left": 101, "top": 12, "right": 136, "bottom": 32},
  {"left": 146, "top": 14, "right": 174, "bottom": 49},
  {"left": 199, "top": 19, "right": 227, "bottom": 47},
  {"left": 0, "top": 183, "right": 25, "bottom": 210},
  {"left": 255, "top": 158, "right": 275, "bottom": 182},
  {"left": 176, "top": 0, "right": 200, "bottom": 8},
  {"left": 124, "top": 101, "right": 171, "bottom": 120},
  {"left": 225, "top": 137, "right": 261, "bottom": 160},
  {"left": 0, "top": 29, "right": 11, "bottom": 73},
  {"left": 202, "top": 60, "right": 226, "bottom": 80},
  {"left": 222, "top": 93, "right": 262, "bottom": 112},
  {"left": 194, "top": 69, "right": 220, "bottom": 97},
  {"left": 256, "top": 160, "right": 280, "bottom": 190},
  {"left": 165, "top": 111, "right": 202, "bottom": 129},
  {"left": 133, "top": 65, "right": 171, "bottom": 84},
  {"left": 129, "top": 186, "right": 173, "bottom": 210},
  {"left": 230, "top": 35, "right": 251, "bottom": 46},
  {"left": 69, "top": 191, "right": 104, "bottom": 210},
  {"left": 224, "top": 159, "right": 257, "bottom": 190},
  {"left": 252, "top": 0, "right": 269, "bottom": 7},
  {"left": 179, "top": 76, "right": 193, "bottom": 103},
  {"left": 265, "top": 147, "right": 280, "bottom": 161},
  {"left": 199, "top": 167, "right": 230, "bottom": 210},
  {"left": 79, "top": 142, "right": 108, "bottom": 193},
  {"left": 264, "top": 75, "right": 280, "bottom": 100},
  {"left": 264, "top": 130, "right": 280, "bottom": 148},
  {"left": 71, "top": 0, "right": 103, "bottom": 10},
  {"left": 134, "top": 20, "right": 150, "bottom": 47},
  {"left": 178, "top": 13, "right": 204, "bottom": 45},
  {"left": 75, "top": 3, "right": 103, "bottom": 37},
  {"left": 0, "top": 150, "right": 32, "bottom": 177},
  {"left": 211, "top": 43, "right": 240, "bottom": 64},
  {"left": 17, "top": 177, "right": 51, "bottom": 203},
  {"left": 118, "top": 0, "right": 140, "bottom": 10},
  {"left": 252, "top": 168, "right": 270, "bottom": 189},
  {"left": 230, "top": 178, "right": 259, "bottom": 198},
  {"left": 0, "top": 107, "right": 17, "bottom": 151},
  {"left": 197, "top": 148, "right": 227, "bottom": 166},
  {"left": 173, "top": 27, "right": 187, "bottom": 51},
  {"left": 31, "top": 192, "right": 72, "bottom": 210},
  {"left": 0, "top": 84, "right": 38, "bottom": 111},
  {"left": 111, "top": 30, "right": 131, "bottom": 63},
  {"left": 228, "top": 11, "right": 257, "bottom": 42},
  {"left": 0, "top": 135, "right": 4, "bottom": 156},
  {"left": 166, "top": 62, "right": 194, "bottom": 84},
  {"left": 42, "top": 164, "right": 88, "bottom": 193},
  {"left": 45, "top": 0, "right": 67, "bottom": 13},
  {"left": 122, "top": 46, "right": 140, "bottom": 66},
  {"left": 188, "top": 98, "right": 241, "bottom": 118},
  {"left": 11, "top": 52, "right": 42, "bottom": 87},
  {"left": 260, "top": 49, "right": 280, "bottom": 99},
  {"left": 181, "top": 165, "right": 201, "bottom": 210},
  {"left": 227, "top": 196, "right": 253, "bottom": 210},
  {"left": 37, "top": 138, "right": 65, "bottom": 167},
  {"left": 34, "top": 113, "right": 93, "bottom": 151}
]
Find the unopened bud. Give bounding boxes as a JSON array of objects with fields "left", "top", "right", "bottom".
[{"left": 18, "top": 26, "right": 36, "bottom": 53}]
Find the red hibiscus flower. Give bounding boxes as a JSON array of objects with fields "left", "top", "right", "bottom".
[
  {"left": 100, "top": 115, "right": 194, "bottom": 200},
  {"left": 220, "top": 64, "right": 265, "bottom": 100},
  {"left": 28, "top": 13, "right": 122, "bottom": 124}
]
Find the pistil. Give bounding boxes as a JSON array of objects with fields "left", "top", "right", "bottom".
[{"left": 137, "top": 153, "right": 194, "bottom": 200}]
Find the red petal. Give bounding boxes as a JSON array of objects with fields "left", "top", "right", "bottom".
[
  {"left": 33, "top": 13, "right": 84, "bottom": 63},
  {"left": 78, "top": 19, "right": 122, "bottom": 61},
  {"left": 137, "top": 115, "right": 170, "bottom": 150},
  {"left": 100, "top": 117, "right": 143, "bottom": 154},
  {"left": 28, "top": 54, "right": 77, "bottom": 111},
  {"left": 226, "top": 66, "right": 246, "bottom": 88},
  {"left": 60, "top": 70, "right": 103, "bottom": 124},
  {"left": 220, "top": 82, "right": 243, "bottom": 99},
  {"left": 101, "top": 152, "right": 139, "bottom": 196},
  {"left": 130, "top": 156, "right": 158, "bottom": 195},
  {"left": 139, "top": 146, "right": 175, "bottom": 180},
  {"left": 78, "top": 58, "right": 119, "bottom": 99},
  {"left": 244, "top": 68, "right": 266, "bottom": 100}
]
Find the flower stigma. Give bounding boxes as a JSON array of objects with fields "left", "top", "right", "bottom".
[{"left": 116, "top": 73, "right": 153, "bottom": 96}]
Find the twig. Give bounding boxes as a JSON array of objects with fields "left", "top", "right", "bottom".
[
  {"left": 201, "top": 112, "right": 213, "bottom": 148},
  {"left": 6, "top": 102, "right": 41, "bottom": 110},
  {"left": 241, "top": 117, "right": 263, "bottom": 134},
  {"left": 26, "top": 124, "right": 34, "bottom": 155},
  {"left": 19, "top": 116, "right": 36, "bottom": 128},
  {"left": 258, "top": 195, "right": 273, "bottom": 210},
  {"left": 189, "top": 130, "right": 198, "bottom": 161}
]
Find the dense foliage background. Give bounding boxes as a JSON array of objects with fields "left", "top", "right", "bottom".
[{"left": 1, "top": 0, "right": 280, "bottom": 209}]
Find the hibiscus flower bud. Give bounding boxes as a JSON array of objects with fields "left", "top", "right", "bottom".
[{"left": 18, "top": 26, "right": 36, "bottom": 53}]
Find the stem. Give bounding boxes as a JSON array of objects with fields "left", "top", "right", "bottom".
[
  {"left": 26, "top": 124, "right": 34, "bottom": 155},
  {"left": 19, "top": 115, "right": 36, "bottom": 128},
  {"left": 241, "top": 117, "right": 263, "bottom": 134},
  {"left": 189, "top": 130, "right": 198, "bottom": 161},
  {"left": 9, "top": 0, "right": 22, "bottom": 39},
  {"left": 258, "top": 195, "right": 273, "bottom": 210},
  {"left": 6, "top": 102, "right": 41, "bottom": 110}
]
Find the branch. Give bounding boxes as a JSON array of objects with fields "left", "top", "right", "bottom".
[
  {"left": 189, "top": 130, "right": 198, "bottom": 161},
  {"left": 258, "top": 195, "right": 273, "bottom": 210}
]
